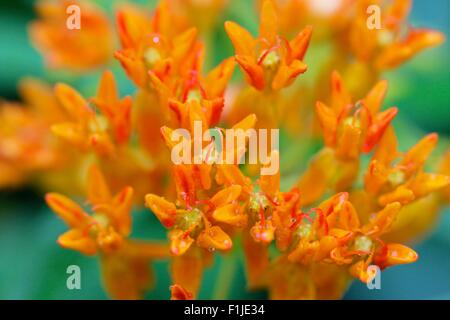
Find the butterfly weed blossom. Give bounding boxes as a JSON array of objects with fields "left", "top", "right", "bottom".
[{"left": 0, "top": 0, "right": 448, "bottom": 299}]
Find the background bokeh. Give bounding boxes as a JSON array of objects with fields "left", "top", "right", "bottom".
[{"left": 0, "top": 0, "right": 449, "bottom": 299}]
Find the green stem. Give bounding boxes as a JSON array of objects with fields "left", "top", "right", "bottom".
[{"left": 212, "top": 252, "right": 238, "bottom": 300}]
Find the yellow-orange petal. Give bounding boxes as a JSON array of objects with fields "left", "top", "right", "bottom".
[
  {"left": 45, "top": 193, "right": 91, "bottom": 228},
  {"left": 205, "top": 57, "right": 236, "bottom": 98},
  {"left": 259, "top": 0, "right": 278, "bottom": 44},
  {"left": 363, "top": 107, "right": 398, "bottom": 153},
  {"left": 399, "top": 133, "right": 438, "bottom": 172},
  {"left": 224, "top": 21, "right": 255, "bottom": 56},
  {"left": 54, "top": 83, "right": 92, "bottom": 121},
  {"left": 212, "top": 204, "right": 248, "bottom": 227},
  {"left": 172, "top": 27, "right": 198, "bottom": 62},
  {"left": 111, "top": 186, "right": 133, "bottom": 236},
  {"left": 169, "top": 229, "right": 194, "bottom": 256},
  {"left": 258, "top": 150, "right": 280, "bottom": 197},
  {"left": 250, "top": 220, "right": 275, "bottom": 244},
  {"left": 210, "top": 185, "right": 242, "bottom": 208},
  {"left": 378, "top": 185, "right": 415, "bottom": 207},
  {"left": 330, "top": 70, "right": 351, "bottom": 114},
  {"left": 235, "top": 55, "right": 265, "bottom": 90},
  {"left": 374, "top": 243, "right": 418, "bottom": 269},
  {"left": 315, "top": 101, "right": 338, "bottom": 147},
  {"left": 375, "top": 29, "right": 445, "bottom": 70},
  {"left": 363, "top": 202, "right": 402, "bottom": 236},
  {"left": 289, "top": 25, "right": 313, "bottom": 62},
  {"left": 87, "top": 165, "right": 112, "bottom": 206},
  {"left": 57, "top": 229, "right": 97, "bottom": 255},
  {"left": 408, "top": 173, "right": 450, "bottom": 198},
  {"left": 196, "top": 226, "right": 232, "bottom": 251},
  {"left": 272, "top": 59, "right": 307, "bottom": 90},
  {"left": 145, "top": 194, "right": 177, "bottom": 228},
  {"left": 364, "top": 80, "right": 388, "bottom": 115}
]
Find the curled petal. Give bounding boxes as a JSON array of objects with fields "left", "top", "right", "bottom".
[
  {"left": 213, "top": 204, "right": 248, "bottom": 227},
  {"left": 235, "top": 55, "right": 265, "bottom": 90},
  {"left": 196, "top": 226, "right": 233, "bottom": 251},
  {"left": 145, "top": 194, "right": 177, "bottom": 228},
  {"left": 374, "top": 243, "right": 418, "bottom": 269},
  {"left": 378, "top": 185, "right": 415, "bottom": 207},
  {"left": 57, "top": 229, "right": 97, "bottom": 255},
  {"left": 363, "top": 202, "right": 402, "bottom": 236},
  {"left": 169, "top": 230, "right": 194, "bottom": 256}
]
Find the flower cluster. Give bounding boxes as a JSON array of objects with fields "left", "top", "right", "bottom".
[{"left": 0, "top": 0, "right": 448, "bottom": 300}]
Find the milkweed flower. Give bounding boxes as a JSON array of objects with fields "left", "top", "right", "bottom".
[
  {"left": 1, "top": 0, "right": 448, "bottom": 301},
  {"left": 225, "top": 0, "right": 312, "bottom": 91},
  {"left": 348, "top": 0, "right": 445, "bottom": 70},
  {"left": 45, "top": 165, "right": 169, "bottom": 299},
  {"left": 115, "top": 1, "right": 197, "bottom": 88},
  {"left": 298, "top": 71, "right": 398, "bottom": 205},
  {"left": 29, "top": 0, "right": 114, "bottom": 71}
]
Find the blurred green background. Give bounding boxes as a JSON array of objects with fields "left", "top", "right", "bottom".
[{"left": 0, "top": 0, "right": 449, "bottom": 299}]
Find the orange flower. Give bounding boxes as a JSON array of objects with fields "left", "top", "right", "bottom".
[
  {"left": 45, "top": 165, "right": 169, "bottom": 299},
  {"left": 0, "top": 79, "right": 68, "bottom": 188},
  {"left": 348, "top": 0, "right": 445, "bottom": 70},
  {"left": 115, "top": 1, "right": 197, "bottom": 87},
  {"left": 145, "top": 176, "right": 240, "bottom": 255},
  {"left": 51, "top": 71, "right": 133, "bottom": 156},
  {"left": 91, "top": 71, "right": 133, "bottom": 145},
  {"left": 365, "top": 131, "right": 450, "bottom": 206},
  {"left": 283, "top": 193, "right": 418, "bottom": 283},
  {"left": 225, "top": 0, "right": 312, "bottom": 91},
  {"left": 297, "top": 71, "right": 398, "bottom": 205},
  {"left": 150, "top": 56, "right": 235, "bottom": 128},
  {"left": 29, "top": 0, "right": 113, "bottom": 71},
  {"left": 316, "top": 71, "right": 397, "bottom": 156}
]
